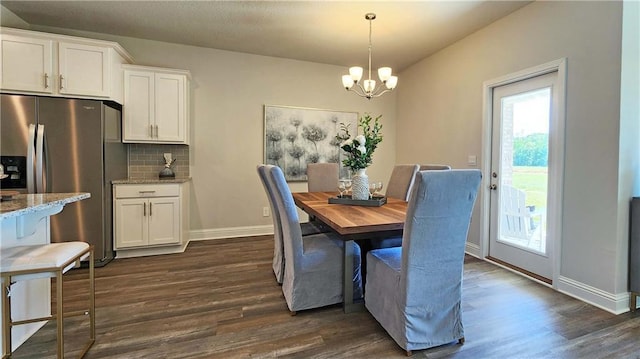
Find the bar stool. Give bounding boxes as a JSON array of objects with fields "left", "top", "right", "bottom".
[{"left": 1, "top": 242, "right": 95, "bottom": 358}]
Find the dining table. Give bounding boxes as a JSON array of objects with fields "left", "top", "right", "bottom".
[{"left": 292, "top": 191, "right": 408, "bottom": 313}]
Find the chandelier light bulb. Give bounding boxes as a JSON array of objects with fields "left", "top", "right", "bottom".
[
  {"left": 378, "top": 67, "right": 392, "bottom": 82},
  {"left": 385, "top": 76, "right": 398, "bottom": 90},
  {"left": 349, "top": 67, "right": 364, "bottom": 83},
  {"left": 340, "top": 13, "right": 398, "bottom": 100},
  {"left": 364, "top": 79, "right": 376, "bottom": 93},
  {"left": 342, "top": 75, "right": 355, "bottom": 89}
]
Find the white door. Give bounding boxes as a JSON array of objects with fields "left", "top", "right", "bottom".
[
  {"left": 115, "top": 198, "right": 148, "bottom": 249},
  {"left": 154, "top": 73, "right": 186, "bottom": 142},
  {"left": 148, "top": 197, "right": 180, "bottom": 245},
  {"left": 488, "top": 71, "right": 560, "bottom": 282},
  {"left": 58, "top": 42, "right": 110, "bottom": 97},
  {"left": 0, "top": 35, "right": 53, "bottom": 93},
  {"left": 123, "top": 69, "right": 155, "bottom": 142}
]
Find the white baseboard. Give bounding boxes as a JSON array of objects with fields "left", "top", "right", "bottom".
[
  {"left": 115, "top": 241, "right": 189, "bottom": 258},
  {"left": 465, "top": 242, "right": 481, "bottom": 258},
  {"left": 557, "top": 276, "right": 630, "bottom": 314},
  {"left": 189, "top": 224, "right": 273, "bottom": 241}
]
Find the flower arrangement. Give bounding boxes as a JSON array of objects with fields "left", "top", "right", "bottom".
[{"left": 335, "top": 114, "right": 383, "bottom": 172}]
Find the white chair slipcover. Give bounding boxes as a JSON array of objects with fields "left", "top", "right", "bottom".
[
  {"left": 365, "top": 169, "right": 482, "bottom": 354},
  {"left": 268, "top": 165, "right": 362, "bottom": 313}
]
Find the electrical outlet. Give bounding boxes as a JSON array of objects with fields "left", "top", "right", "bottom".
[{"left": 262, "top": 207, "right": 270, "bottom": 217}]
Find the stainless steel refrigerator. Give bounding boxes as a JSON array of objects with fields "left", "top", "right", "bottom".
[{"left": 1, "top": 94, "right": 127, "bottom": 266}]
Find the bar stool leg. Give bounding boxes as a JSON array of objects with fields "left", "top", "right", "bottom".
[
  {"left": 56, "top": 270, "right": 64, "bottom": 359},
  {"left": 2, "top": 276, "right": 11, "bottom": 359},
  {"left": 89, "top": 249, "right": 95, "bottom": 344}
]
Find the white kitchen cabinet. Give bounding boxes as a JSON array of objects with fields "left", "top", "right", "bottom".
[
  {"left": 58, "top": 41, "right": 110, "bottom": 97},
  {"left": 0, "top": 34, "right": 53, "bottom": 93},
  {"left": 123, "top": 65, "right": 190, "bottom": 144},
  {"left": 113, "top": 182, "right": 189, "bottom": 256},
  {"left": 0, "top": 27, "right": 132, "bottom": 103}
]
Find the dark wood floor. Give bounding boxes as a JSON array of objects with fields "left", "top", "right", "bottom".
[{"left": 12, "top": 235, "right": 640, "bottom": 358}]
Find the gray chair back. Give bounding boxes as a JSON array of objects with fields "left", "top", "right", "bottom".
[
  {"left": 307, "top": 163, "right": 339, "bottom": 192},
  {"left": 385, "top": 164, "right": 419, "bottom": 201},
  {"left": 401, "top": 170, "right": 482, "bottom": 306},
  {"left": 419, "top": 164, "right": 451, "bottom": 171},
  {"left": 268, "top": 166, "right": 305, "bottom": 272},
  {"left": 257, "top": 164, "right": 285, "bottom": 283},
  {"left": 268, "top": 165, "right": 362, "bottom": 312}
]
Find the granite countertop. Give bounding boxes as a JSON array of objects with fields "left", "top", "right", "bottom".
[
  {"left": 112, "top": 177, "right": 191, "bottom": 184},
  {"left": 0, "top": 193, "right": 91, "bottom": 219}
]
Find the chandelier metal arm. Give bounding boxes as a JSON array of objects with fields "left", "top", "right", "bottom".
[{"left": 345, "top": 82, "right": 393, "bottom": 100}]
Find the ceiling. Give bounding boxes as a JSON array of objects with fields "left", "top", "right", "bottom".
[{"left": 1, "top": 1, "right": 532, "bottom": 71}]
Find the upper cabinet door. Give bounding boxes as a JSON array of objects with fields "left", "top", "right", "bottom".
[
  {"left": 123, "top": 69, "right": 155, "bottom": 142},
  {"left": 155, "top": 73, "right": 186, "bottom": 143},
  {"left": 0, "top": 35, "right": 53, "bottom": 93},
  {"left": 122, "top": 65, "right": 190, "bottom": 144},
  {"left": 58, "top": 42, "right": 110, "bottom": 97}
]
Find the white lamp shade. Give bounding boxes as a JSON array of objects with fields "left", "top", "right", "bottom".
[
  {"left": 342, "top": 75, "right": 355, "bottom": 89},
  {"left": 349, "top": 67, "right": 364, "bottom": 82},
  {"left": 364, "top": 79, "right": 376, "bottom": 93},
  {"left": 385, "top": 76, "right": 398, "bottom": 89},
  {"left": 378, "top": 67, "right": 392, "bottom": 81}
]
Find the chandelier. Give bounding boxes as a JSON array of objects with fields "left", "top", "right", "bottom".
[{"left": 341, "top": 13, "right": 398, "bottom": 100}]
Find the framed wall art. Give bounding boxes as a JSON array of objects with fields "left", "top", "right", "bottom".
[{"left": 264, "top": 105, "right": 358, "bottom": 182}]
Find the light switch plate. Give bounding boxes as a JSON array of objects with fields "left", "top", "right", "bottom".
[{"left": 468, "top": 155, "right": 477, "bottom": 166}]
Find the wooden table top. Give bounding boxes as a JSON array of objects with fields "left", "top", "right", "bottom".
[{"left": 292, "top": 192, "right": 407, "bottom": 239}]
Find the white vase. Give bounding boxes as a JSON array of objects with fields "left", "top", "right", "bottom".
[{"left": 351, "top": 168, "right": 369, "bottom": 200}]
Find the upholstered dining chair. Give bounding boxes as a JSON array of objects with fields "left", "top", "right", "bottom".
[
  {"left": 385, "top": 164, "right": 420, "bottom": 201},
  {"left": 257, "top": 165, "right": 326, "bottom": 284},
  {"left": 419, "top": 164, "right": 452, "bottom": 171},
  {"left": 307, "top": 162, "right": 339, "bottom": 192},
  {"left": 368, "top": 164, "right": 420, "bottom": 250},
  {"left": 268, "top": 165, "right": 363, "bottom": 314},
  {"left": 365, "top": 169, "right": 482, "bottom": 355}
]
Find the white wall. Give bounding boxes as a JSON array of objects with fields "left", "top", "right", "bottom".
[
  {"left": 30, "top": 25, "right": 397, "bottom": 239},
  {"left": 397, "top": 1, "right": 631, "bottom": 311}
]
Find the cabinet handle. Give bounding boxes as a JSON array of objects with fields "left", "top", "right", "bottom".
[
  {"left": 155, "top": 125, "right": 159, "bottom": 138},
  {"left": 143, "top": 202, "right": 146, "bottom": 216},
  {"left": 59, "top": 75, "right": 64, "bottom": 90},
  {"left": 138, "top": 190, "right": 156, "bottom": 194},
  {"left": 150, "top": 124, "right": 154, "bottom": 138},
  {"left": 44, "top": 73, "right": 49, "bottom": 89},
  {"left": 150, "top": 203, "right": 153, "bottom": 216}
]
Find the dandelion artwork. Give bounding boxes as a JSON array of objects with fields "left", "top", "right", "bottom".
[{"left": 264, "top": 105, "right": 358, "bottom": 181}]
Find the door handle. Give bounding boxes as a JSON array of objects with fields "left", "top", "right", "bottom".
[
  {"left": 27, "top": 125, "right": 36, "bottom": 193},
  {"left": 35, "top": 125, "right": 46, "bottom": 193},
  {"left": 489, "top": 184, "right": 497, "bottom": 190}
]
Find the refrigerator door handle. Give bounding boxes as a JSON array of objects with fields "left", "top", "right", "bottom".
[
  {"left": 36, "top": 124, "right": 46, "bottom": 193},
  {"left": 27, "top": 124, "right": 36, "bottom": 193}
]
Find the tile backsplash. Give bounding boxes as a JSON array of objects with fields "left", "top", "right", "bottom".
[{"left": 128, "top": 144, "right": 190, "bottom": 180}]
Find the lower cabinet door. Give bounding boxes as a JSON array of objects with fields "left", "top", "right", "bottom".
[
  {"left": 148, "top": 197, "right": 180, "bottom": 245},
  {"left": 115, "top": 198, "right": 148, "bottom": 249}
]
